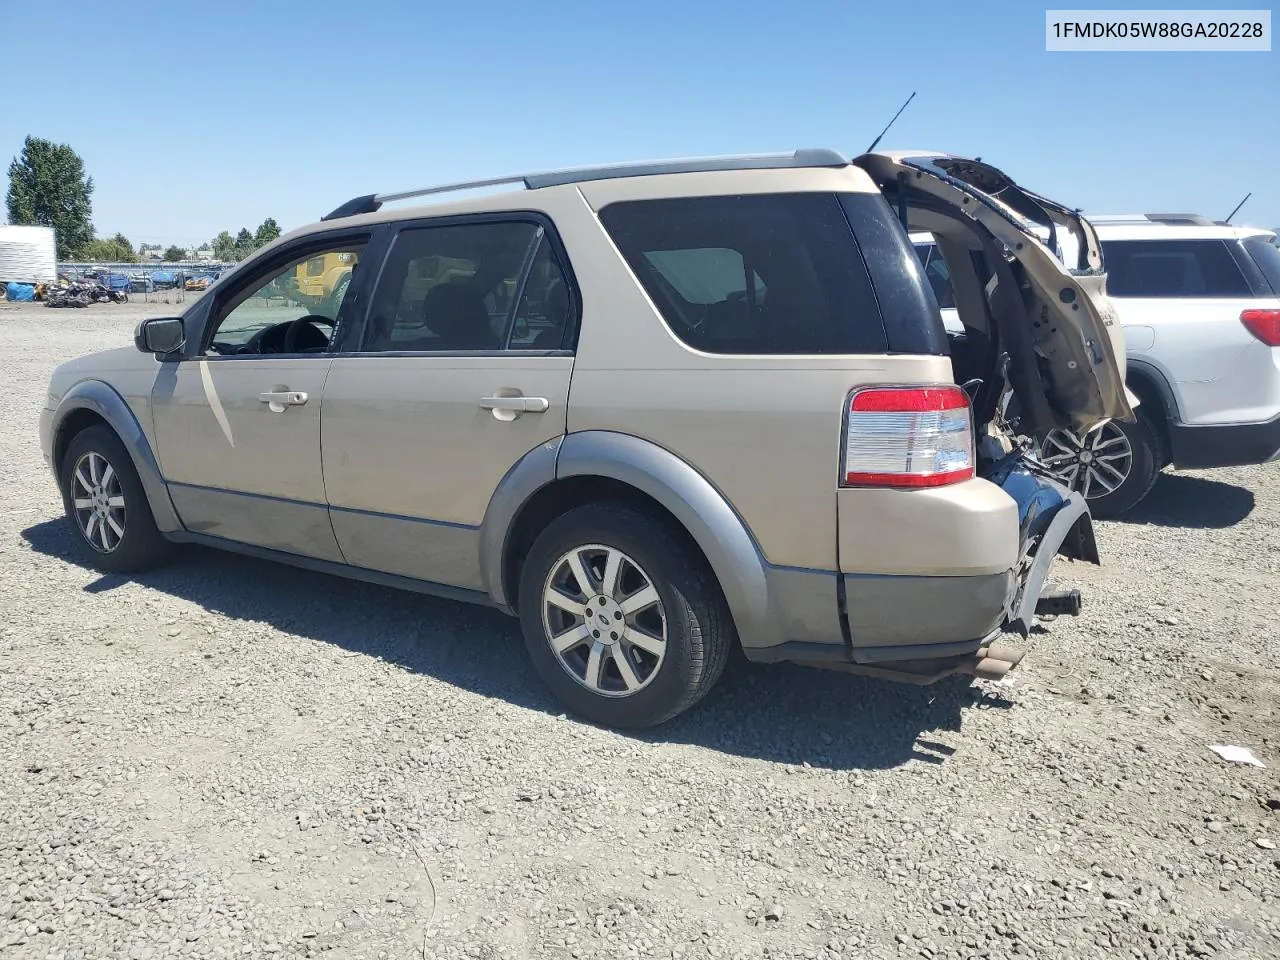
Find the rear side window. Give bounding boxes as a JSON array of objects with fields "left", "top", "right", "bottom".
[
  {"left": 598, "top": 193, "right": 889, "bottom": 355},
  {"left": 1101, "top": 239, "right": 1251, "bottom": 298},
  {"left": 1243, "top": 236, "right": 1280, "bottom": 295},
  {"left": 363, "top": 221, "right": 539, "bottom": 352}
]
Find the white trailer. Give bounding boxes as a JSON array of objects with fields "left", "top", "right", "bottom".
[{"left": 0, "top": 225, "right": 57, "bottom": 284}]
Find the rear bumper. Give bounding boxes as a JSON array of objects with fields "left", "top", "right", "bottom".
[
  {"left": 744, "top": 470, "right": 1096, "bottom": 671},
  {"left": 1168, "top": 413, "right": 1280, "bottom": 469}
]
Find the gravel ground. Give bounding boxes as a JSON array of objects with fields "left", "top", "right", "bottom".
[{"left": 2, "top": 301, "right": 1278, "bottom": 960}]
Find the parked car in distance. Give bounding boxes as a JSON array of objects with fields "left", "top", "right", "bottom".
[
  {"left": 915, "top": 215, "right": 1280, "bottom": 517},
  {"left": 128, "top": 273, "right": 156, "bottom": 293},
  {"left": 40, "top": 148, "right": 1128, "bottom": 728}
]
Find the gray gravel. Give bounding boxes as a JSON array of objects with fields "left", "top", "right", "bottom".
[{"left": 2, "top": 300, "right": 1279, "bottom": 960}]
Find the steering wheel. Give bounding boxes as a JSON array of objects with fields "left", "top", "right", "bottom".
[{"left": 282, "top": 315, "right": 334, "bottom": 353}]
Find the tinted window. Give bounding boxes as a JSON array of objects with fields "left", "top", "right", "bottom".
[
  {"left": 913, "top": 242, "right": 956, "bottom": 309},
  {"left": 598, "top": 193, "right": 888, "bottom": 354},
  {"left": 507, "top": 237, "right": 574, "bottom": 349},
  {"left": 1101, "top": 239, "right": 1251, "bottom": 298},
  {"left": 1243, "top": 236, "right": 1280, "bottom": 295},
  {"left": 363, "top": 221, "right": 540, "bottom": 352}
]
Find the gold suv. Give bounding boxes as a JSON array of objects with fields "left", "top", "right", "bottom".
[{"left": 40, "top": 149, "right": 1131, "bottom": 728}]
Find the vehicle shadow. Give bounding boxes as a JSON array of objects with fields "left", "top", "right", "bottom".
[
  {"left": 1115, "top": 472, "right": 1255, "bottom": 529},
  {"left": 22, "top": 517, "right": 1006, "bottom": 772}
]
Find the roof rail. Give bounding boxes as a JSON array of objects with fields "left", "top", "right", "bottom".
[
  {"left": 1143, "top": 212, "right": 1218, "bottom": 226},
  {"left": 320, "top": 147, "right": 850, "bottom": 221}
]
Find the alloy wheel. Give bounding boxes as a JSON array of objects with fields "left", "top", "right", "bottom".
[
  {"left": 71, "top": 451, "right": 127, "bottom": 553},
  {"left": 541, "top": 544, "right": 667, "bottom": 697},
  {"left": 1039, "top": 421, "right": 1134, "bottom": 499}
]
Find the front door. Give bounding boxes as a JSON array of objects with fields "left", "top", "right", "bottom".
[
  {"left": 150, "top": 236, "right": 369, "bottom": 560},
  {"left": 321, "top": 218, "right": 576, "bottom": 589}
]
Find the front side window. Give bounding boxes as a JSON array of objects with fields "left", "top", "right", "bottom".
[
  {"left": 1101, "top": 239, "right": 1251, "bottom": 298},
  {"left": 598, "top": 193, "right": 888, "bottom": 355},
  {"left": 205, "top": 243, "right": 365, "bottom": 355},
  {"left": 363, "top": 221, "right": 540, "bottom": 352}
]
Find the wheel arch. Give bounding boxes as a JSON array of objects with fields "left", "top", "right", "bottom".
[
  {"left": 1125, "top": 359, "right": 1178, "bottom": 464},
  {"left": 480, "top": 431, "right": 771, "bottom": 649},
  {"left": 51, "top": 381, "right": 183, "bottom": 533}
]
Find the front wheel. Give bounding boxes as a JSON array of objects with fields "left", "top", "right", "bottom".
[
  {"left": 1039, "top": 411, "right": 1162, "bottom": 519},
  {"left": 517, "top": 503, "right": 733, "bottom": 729},
  {"left": 60, "top": 426, "right": 172, "bottom": 573}
]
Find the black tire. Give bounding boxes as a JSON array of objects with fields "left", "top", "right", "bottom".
[
  {"left": 1068, "top": 410, "right": 1163, "bottom": 520},
  {"left": 517, "top": 502, "right": 733, "bottom": 729},
  {"left": 60, "top": 426, "right": 172, "bottom": 574}
]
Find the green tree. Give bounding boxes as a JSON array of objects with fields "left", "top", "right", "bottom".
[
  {"left": 229, "top": 227, "right": 255, "bottom": 262},
  {"left": 6, "top": 136, "right": 95, "bottom": 260},
  {"left": 110, "top": 233, "right": 136, "bottom": 261},
  {"left": 254, "top": 217, "right": 281, "bottom": 245},
  {"left": 162, "top": 245, "right": 187, "bottom": 262},
  {"left": 211, "top": 230, "right": 235, "bottom": 260},
  {"left": 82, "top": 236, "right": 138, "bottom": 262}
]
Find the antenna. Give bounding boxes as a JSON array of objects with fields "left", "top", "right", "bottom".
[
  {"left": 1224, "top": 192, "right": 1251, "bottom": 224},
  {"left": 865, "top": 91, "right": 917, "bottom": 153}
]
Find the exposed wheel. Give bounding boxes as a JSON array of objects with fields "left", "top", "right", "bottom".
[
  {"left": 1039, "top": 410, "right": 1162, "bottom": 519},
  {"left": 517, "top": 503, "right": 733, "bottom": 729},
  {"left": 60, "top": 426, "right": 171, "bottom": 573}
]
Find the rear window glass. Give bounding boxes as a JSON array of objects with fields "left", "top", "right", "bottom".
[
  {"left": 1243, "top": 236, "right": 1280, "bottom": 295},
  {"left": 1101, "top": 239, "right": 1251, "bottom": 298},
  {"left": 598, "top": 193, "right": 888, "bottom": 354}
]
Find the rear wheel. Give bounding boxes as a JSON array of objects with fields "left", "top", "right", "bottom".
[
  {"left": 1039, "top": 411, "right": 1162, "bottom": 519},
  {"left": 517, "top": 503, "right": 733, "bottom": 729},
  {"left": 60, "top": 426, "right": 171, "bottom": 573}
]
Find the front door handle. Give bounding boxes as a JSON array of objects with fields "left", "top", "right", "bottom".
[
  {"left": 480, "top": 396, "right": 549, "bottom": 414},
  {"left": 259, "top": 390, "right": 308, "bottom": 412}
]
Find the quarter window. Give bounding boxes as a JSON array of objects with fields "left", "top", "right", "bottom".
[{"left": 598, "top": 193, "right": 888, "bottom": 355}]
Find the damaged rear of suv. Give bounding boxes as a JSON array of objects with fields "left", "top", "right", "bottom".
[
  {"left": 42, "top": 147, "right": 1130, "bottom": 729},
  {"left": 551, "top": 148, "right": 1132, "bottom": 721}
]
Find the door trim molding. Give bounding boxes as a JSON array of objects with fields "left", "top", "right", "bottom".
[{"left": 167, "top": 479, "right": 481, "bottom": 530}]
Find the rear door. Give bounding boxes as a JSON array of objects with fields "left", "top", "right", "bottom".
[
  {"left": 856, "top": 151, "right": 1132, "bottom": 435},
  {"left": 320, "top": 216, "right": 576, "bottom": 590}
]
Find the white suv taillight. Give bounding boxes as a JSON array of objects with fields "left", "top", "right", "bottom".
[
  {"left": 842, "top": 385, "right": 974, "bottom": 488},
  {"left": 1241, "top": 309, "right": 1280, "bottom": 347}
]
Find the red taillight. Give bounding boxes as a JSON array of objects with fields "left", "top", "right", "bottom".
[
  {"left": 843, "top": 385, "right": 974, "bottom": 488},
  {"left": 1241, "top": 309, "right": 1280, "bottom": 347}
]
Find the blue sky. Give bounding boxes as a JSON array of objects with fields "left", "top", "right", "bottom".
[{"left": 2, "top": 0, "right": 1275, "bottom": 245}]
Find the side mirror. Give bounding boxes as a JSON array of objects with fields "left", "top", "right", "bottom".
[{"left": 135, "top": 317, "right": 185, "bottom": 357}]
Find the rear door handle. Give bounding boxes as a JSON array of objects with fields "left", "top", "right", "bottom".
[
  {"left": 479, "top": 396, "right": 549, "bottom": 413},
  {"left": 259, "top": 390, "right": 308, "bottom": 412}
]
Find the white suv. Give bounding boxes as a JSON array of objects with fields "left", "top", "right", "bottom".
[{"left": 915, "top": 217, "right": 1280, "bottom": 517}]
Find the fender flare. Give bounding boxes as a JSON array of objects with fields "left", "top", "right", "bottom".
[
  {"left": 51, "top": 381, "right": 183, "bottom": 533},
  {"left": 543, "top": 430, "right": 773, "bottom": 649},
  {"left": 1125, "top": 357, "right": 1181, "bottom": 423}
]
